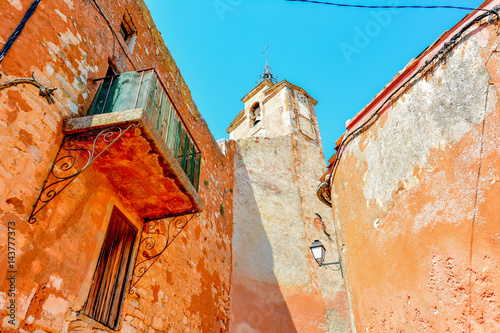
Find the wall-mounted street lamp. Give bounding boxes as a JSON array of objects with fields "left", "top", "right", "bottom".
[{"left": 310, "top": 240, "right": 343, "bottom": 277}]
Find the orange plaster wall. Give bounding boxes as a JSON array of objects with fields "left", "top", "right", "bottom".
[
  {"left": 331, "top": 22, "right": 500, "bottom": 332},
  {"left": 230, "top": 277, "right": 298, "bottom": 332},
  {"left": 231, "top": 278, "right": 350, "bottom": 332},
  {"left": 0, "top": 0, "right": 234, "bottom": 332}
]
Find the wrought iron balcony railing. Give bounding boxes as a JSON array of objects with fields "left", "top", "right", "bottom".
[{"left": 87, "top": 69, "right": 201, "bottom": 190}]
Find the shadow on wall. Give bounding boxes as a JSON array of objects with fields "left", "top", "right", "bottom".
[{"left": 229, "top": 146, "right": 297, "bottom": 333}]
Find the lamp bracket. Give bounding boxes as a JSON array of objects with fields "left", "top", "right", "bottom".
[{"left": 320, "top": 261, "right": 343, "bottom": 278}]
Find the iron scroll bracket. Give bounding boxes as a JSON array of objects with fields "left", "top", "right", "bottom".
[
  {"left": 129, "top": 213, "right": 199, "bottom": 293},
  {"left": 28, "top": 122, "right": 139, "bottom": 224}
]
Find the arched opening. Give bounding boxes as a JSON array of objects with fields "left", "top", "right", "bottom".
[{"left": 250, "top": 102, "right": 261, "bottom": 127}]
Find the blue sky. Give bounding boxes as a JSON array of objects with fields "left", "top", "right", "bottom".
[{"left": 144, "top": 0, "right": 485, "bottom": 159}]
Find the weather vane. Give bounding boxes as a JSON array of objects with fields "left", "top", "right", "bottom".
[{"left": 260, "top": 44, "right": 277, "bottom": 83}]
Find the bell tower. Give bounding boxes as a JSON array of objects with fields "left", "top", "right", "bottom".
[
  {"left": 226, "top": 64, "right": 320, "bottom": 142},
  {"left": 227, "top": 65, "right": 350, "bottom": 332}
]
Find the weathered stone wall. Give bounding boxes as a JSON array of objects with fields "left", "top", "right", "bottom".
[
  {"left": 230, "top": 82, "right": 350, "bottom": 332},
  {"left": 259, "top": 87, "right": 293, "bottom": 138},
  {"left": 231, "top": 134, "right": 350, "bottom": 332},
  {"left": 0, "top": 0, "right": 234, "bottom": 332},
  {"left": 229, "top": 81, "right": 307, "bottom": 141},
  {"left": 331, "top": 19, "right": 500, "bottom": 332}
]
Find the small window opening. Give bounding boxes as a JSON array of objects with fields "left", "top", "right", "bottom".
[
  {"left": 118, "top": 14, "right": 137, "bottom": 54},
  {"left": 250, "top": 103, "right": 261, "bottom": 127},
  {"left": 87, "top": 64, "right": 118, "bottom": 116},
  {"left": 84, "top": 208, "right": 137, "bottom": 329},
  {"left": 119, "top": 22, "right": 133, "bottom": 41}
]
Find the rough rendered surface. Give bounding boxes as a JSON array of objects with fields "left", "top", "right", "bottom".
[
  {"left": 229, "top": 82, "right": 350, "bottom": 332},
  {"left": 0, "top": 0, "right": 233, "bottom": 332},
  {"left": 331, "top": 21, "right": 500, "bottom": 332}
]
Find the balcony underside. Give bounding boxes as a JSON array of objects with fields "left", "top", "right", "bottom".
[{"left": 64, "top": 108, "right": 204, "bottom": 220}]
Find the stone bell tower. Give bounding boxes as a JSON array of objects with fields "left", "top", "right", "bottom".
[{"left": 227, "top": 65, "right": 350, "bottom": 332}]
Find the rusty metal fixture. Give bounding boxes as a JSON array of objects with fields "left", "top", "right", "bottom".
[
  {"left": 0, "top": 72, "right": 57, "bottom": 104},
  {"left": 28, "top": 122, "right": 139, "bottom": 224},
  {"left": 316, "top": 181, "right": 332, "bottom": 207},
  {"left": 129, "top": 212, "right": 200, "bottom": 293}
]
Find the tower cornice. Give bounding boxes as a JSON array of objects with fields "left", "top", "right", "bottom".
[
  {"left": 225, "top": 109, "right": 246, "bottom": 133},
  {"left": 262, "top": 80, "right": 318, "bottom": 106},
  {"left": 241, "top": 79, "right": 274, "bottom": 103}
]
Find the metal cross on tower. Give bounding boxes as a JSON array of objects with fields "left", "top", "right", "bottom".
[
  {"left": 260, "top": 44, "right": 277, "bottom": 83},
  {"left": 263, "top": 44, "right": 270, "bottom": 66}
]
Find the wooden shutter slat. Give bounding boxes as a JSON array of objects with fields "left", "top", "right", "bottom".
[{"left": 84, "top": 209, "right": 137, "bottom": 329}]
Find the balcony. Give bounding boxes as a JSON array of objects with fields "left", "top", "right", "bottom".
[{"left": 63, "top": 69, "right": 203, "bottom": 220}]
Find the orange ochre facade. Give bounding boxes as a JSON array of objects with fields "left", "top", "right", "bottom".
[
  {"left": 0, "top": 0, "right": 351, "bottom": 332},
  {"left": 328, "top": 1, "right": 500, "bottom": 331},
  {"left": 0, "top": 0, "right": 234, "bottom": 331}
]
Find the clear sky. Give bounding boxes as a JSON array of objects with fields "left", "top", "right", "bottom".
[{"left": 144, "top": 0, "right": 485, "bottom": 160}]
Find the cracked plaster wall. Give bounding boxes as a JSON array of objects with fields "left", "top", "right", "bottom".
[
  {"left": 0, "top": 0, "right": 234, "bottom": 332},
  {"left": 332, "top": 22, "right": 500, "bottom": 332},
  {"left": 230, "top": 84, "right": 350, "bottom": 332}
]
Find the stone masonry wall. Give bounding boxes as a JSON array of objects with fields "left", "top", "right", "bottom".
[
  {"left": 230, "top": 78, "right": 351, "bottom": 333},
  {"left": 230, "top": 133, "right": 350, "bottom": 333},
  {"left": 331, "top": 19, "right": 500, "bottom": 332},
  {"left": 0, "top": 0, "right": 234, "bottom": 332}
]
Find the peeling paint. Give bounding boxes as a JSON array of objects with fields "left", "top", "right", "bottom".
[
  {"left": 332, "top": 14, "right": 500, "bottom": 332},
  {"left": 7, "top": 0, "right": 23, "bottom": 11},
  {"left": 348, "top": 39, "right": 493, "bottom": 206},
  {"left": 230, "top": 83, "right": 349, "bottom": 332},
  {"left": 0, "top": 0, "right": 234, "bottom": 332}
]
